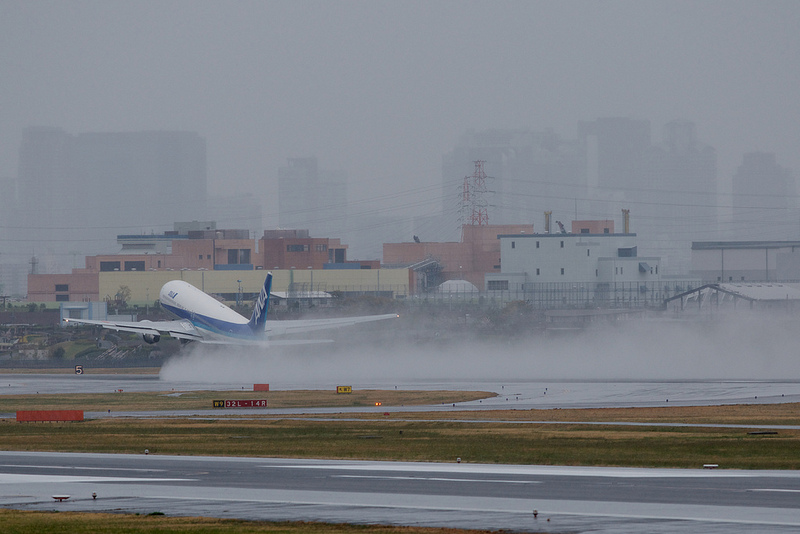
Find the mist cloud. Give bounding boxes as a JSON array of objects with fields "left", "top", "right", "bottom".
[{"left": 159, "top": 313, "right": 800, "bottom": 385}]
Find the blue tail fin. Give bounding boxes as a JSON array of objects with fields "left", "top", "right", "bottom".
[{"left": 248, "top": 273, "right": 272, "bottom": 333}]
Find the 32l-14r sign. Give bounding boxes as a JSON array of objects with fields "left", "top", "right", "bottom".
[{"left": 213, "top": 400, "right": 268, "bottom": 408}]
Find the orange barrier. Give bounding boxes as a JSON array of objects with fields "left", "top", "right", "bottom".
[
  {"left": 253, "top": 383, "right": 269, "bottom": 392},
  {"left": 16, "top": 410, "right": 84, "bottom": 422}
]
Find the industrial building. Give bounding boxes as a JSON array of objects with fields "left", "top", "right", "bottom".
[
  {"left": 27, "top": 223, "right": 405, "bottom": 305},
  {"left": 691, "top": 241, "right": 800, "bottom": 283},
  {"left": 383, "top": 223, "right": 535, "bottom": 292},
  {"left": 47, "top": 268, "right": 409, "bottom": 312},
  {"left": 485, "top": 219, "right": 665, "bottom": 308},
  {"left": 666, "top": 283, "right": 800, "bottom": 313}
]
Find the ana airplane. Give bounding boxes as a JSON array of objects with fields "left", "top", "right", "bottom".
[{"left": 63, "top": 273, "right": 398, "bottom": 345}]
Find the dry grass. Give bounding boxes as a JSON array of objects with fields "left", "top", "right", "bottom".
[
  {"left": 0, "top": 389, "right": 492, "bottom": 412},
  {"left": 1, "top": 387, "right": 799, "bottom": 469},
  {"left": 345, "top": 403, "right": 800, "bottom": 426},
  {"left": 1, "top": 412, "right": 799, "bottom": 469},
  {"left": 5, "top": 388, "right": 797, "bottom": 427},
  {"left": 0, "top": 509, "right": 513, "bottom": 534}
]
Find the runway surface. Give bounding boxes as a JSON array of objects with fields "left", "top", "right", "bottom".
[
  {"left": 4, "top": 373, "right": 800, "bottom": 410},
  {"left": 2, "top": 373, "right": 799, "bottom": 531},
  {"left": 1, "top": 451, "right": 799, "bottom": 533}
]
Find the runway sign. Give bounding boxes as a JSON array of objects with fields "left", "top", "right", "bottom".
[
  {"left": 213, "top": 400, "right": 268, "bottom": 408},
  {"left": 337, "top": 386, "right": 352, "bottom": 394},
  {"left": 74, "top": 365, "right": 83, "bottom": 375}
]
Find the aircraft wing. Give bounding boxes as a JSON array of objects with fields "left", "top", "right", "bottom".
[
  {"left": 64, "top": 312, "right": 399, "bottom": 345},
  {"left": 62, "top": 318, "right": 205, "bottom": 343},
  {"left": 264, "top": 313, "right": 399, "bottom": 337}
]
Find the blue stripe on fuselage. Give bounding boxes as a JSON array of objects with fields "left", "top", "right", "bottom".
[{"left": 161, "top": 302, "right": 260, "bottom": 340}]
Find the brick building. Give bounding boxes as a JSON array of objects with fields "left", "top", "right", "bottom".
[
  {"left": 28, "top": 225, "right": 384, "bottom": 302},
  {"left": 383, "top": 224, "right": 535, "bottom": 290}
]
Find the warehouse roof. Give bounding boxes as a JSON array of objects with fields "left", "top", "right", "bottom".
[
  {"left": 717, "top": 283, "right": 800, "bottom": 301},
  {"left": 665, "top": 282, "right": 800, "bottom": 304}
]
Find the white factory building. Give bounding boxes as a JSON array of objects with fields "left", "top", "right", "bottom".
[{"left": 485, "top": 227, "right": 664, "bottom": 308}]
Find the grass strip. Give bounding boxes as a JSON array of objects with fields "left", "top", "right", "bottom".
[
  {"left": 1, "top": 416, "right": 798, "bottom": 469},
  {"left": 345, "top": 403, "right": 800, "bottom": 427},
  {"left": 1, "top": 389, "right": 798, "bottom": 469},
  {"left": 0, "top": 509, "right": 509, "bottom": 534},
  {"left": 0, "top": 390, "right": 493, "bottom": 412}
]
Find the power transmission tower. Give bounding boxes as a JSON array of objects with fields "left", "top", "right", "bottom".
[{"left": 459, "top": 160, "right": 493, "bottom": 231}]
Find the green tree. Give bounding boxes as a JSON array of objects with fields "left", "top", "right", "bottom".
[{"left": 115, "top": 286, "right": 132, "bottom": 309}]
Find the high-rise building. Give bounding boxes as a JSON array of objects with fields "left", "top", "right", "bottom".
[
  {"left": 579, "top": 117, "right": 652, "bottom": 191},
  {"left": 0, "top": 175, "right": 17, "bottom": 294},
  {"left": 444, "top": 119, "right": 718, "bottom": 274},
  {"left": 207, "top": 194, "right": 263, "bottom": 242},
  {"left": 731, "top": 152, "right": 797, "bottom": 240},
  {"left": 442, "top": 128, "right": 584, "bottom": 232},
  {"left": 642, "top": 120, "right": 718, "bottom": 271},
  {"left": 277, "top": 157, "right": 358, "bottom": 255},
  {"left": 278, "top": 157, "right": 347, "bottom": 239},
  {"left": 581, "top": 118, "right": 717, "bottom": 272},
  {"left": 13, "top": 127, "right": 207, "bottom": 283}
]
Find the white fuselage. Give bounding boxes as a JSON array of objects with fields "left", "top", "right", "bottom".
[{"left": 159, "top": 280, "right": 253, "bottom": 339}]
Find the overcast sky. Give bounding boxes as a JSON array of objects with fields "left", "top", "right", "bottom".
[{"left": 2, "top": 0, "right": 798, "bottom": 225}]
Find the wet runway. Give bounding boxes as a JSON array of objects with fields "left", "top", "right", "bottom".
[
  {"left": 3, "top": 373, "right": 800, "bottom": 411},
  {"left": 1, "top": 452, "right": 799, "bottom": 533},
  {"left": 2, "top": 372, "right": 800, "bottom": 532}
]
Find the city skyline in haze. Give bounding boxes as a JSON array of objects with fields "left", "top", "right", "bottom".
[{"left": 1, "top": 1, "right": 799, "bottom": 274}]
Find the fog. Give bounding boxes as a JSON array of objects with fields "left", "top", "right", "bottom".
[
  {"left": 4, "top": 2, "right": 800, "bottom": 382},
  {"left": 159, "top": 314, "right": 800, "bottom": 384},
  {"left": 2, "top": 1, "right": 799, "bottom": 218}
]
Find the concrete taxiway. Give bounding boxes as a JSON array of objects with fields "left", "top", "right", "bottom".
[{"left": 0, "top": 451, "right": 799, "bottom": 533}]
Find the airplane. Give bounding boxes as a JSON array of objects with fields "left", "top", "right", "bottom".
[{"left": 62, "top": 272, "right": 398, "bottom": 345}]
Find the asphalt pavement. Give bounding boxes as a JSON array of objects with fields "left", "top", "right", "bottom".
[
  {"left": 1, "top": 452, "right": 799, "bottom": 533},
  {"left": 2, "top": 373, "right": 800, "bottom": 532}
]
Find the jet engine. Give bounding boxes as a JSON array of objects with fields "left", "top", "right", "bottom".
[{"left": 142, "top": 333, "right": 161, "bottom": 344}]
